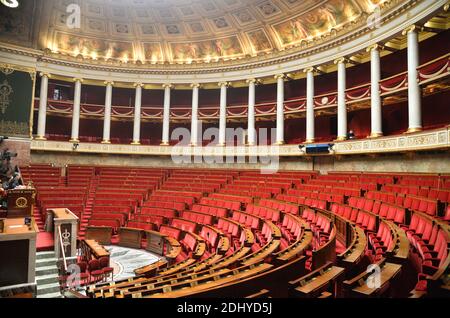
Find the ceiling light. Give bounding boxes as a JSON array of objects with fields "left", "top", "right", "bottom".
[{"left": 1, "top": 0, "right": 19, "bottom": 8}]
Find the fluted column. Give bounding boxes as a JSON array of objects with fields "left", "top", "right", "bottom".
[
  {"left": 70, "top": 78, "right": 83, "bottom": 142},
  {"left": 36, "top": 72, "right": 49, "bottom": 140},
  {"left": 190, "top": 83, "right": 200, "bottom": 146},
  {"left": 218, "top": 82, "right": 229, "bottom": 146},
  {"left": 403, "top": 25, "right": 422, "bottom": 132},
  {"left": 102, "top": 81, "right": 113, "bottom": 143},
  {"left": 247, "top": 79, "right": 257, "bottom": 145},
  {"left": 367, "top": 44, "right": 383, "bottom": 137},
  {"left": 161, "top": 83, "right": 172, "bottom": 145},
  {"left": 275, "top": 74, "right": 285, "bottom": 145},
  {"left": 131, "top": 83, "right": 143, "bottom": 145},
  {"left": 305, "top": 68, "right": 315, "bottom": 143},
  {"left": 335, "top": 58, "right": 347, "bottom": 140}
]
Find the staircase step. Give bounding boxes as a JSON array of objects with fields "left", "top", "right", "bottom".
[
  {"left": 37, "top": 282, "right": 61, "bottom": 295},
  {"left": 36, "top": 273, "right": 60, "bottom": 285},
  {"left": 36, "top": 258, "right": 57, "bottom": 267},
  {"left": 36, "top": 251, "right": 56, "bottom": 260},
  {"left": 37, "top": 291, "right": 63, "bottom": 298},
  {"left": 36, "top": 265, "right": 59, "bottom": 276}
]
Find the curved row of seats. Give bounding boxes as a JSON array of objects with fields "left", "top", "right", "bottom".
[
  {"left": 26, "top": 165, "right": 449, "bottom": 298},
  {"left": 86, "top": 185, "right": 325, "bottom": 298}
]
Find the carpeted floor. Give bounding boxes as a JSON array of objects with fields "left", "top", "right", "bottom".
[{"left": 36, "top": 232, "right": 54, "bottom": 251}]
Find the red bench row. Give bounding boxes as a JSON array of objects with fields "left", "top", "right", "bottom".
[{"left": 199, "top": 197, "right": 241, "bottom": 211}]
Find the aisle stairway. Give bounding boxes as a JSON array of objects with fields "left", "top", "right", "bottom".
[
  {"left": 35, "top": 251, "right": 62, "bottom": 298},
  {"left": 33, "top": 206, "right": 45, "bottom": 232},
  {"left": 35, "top": 208, "right": 54, "bottom": 252},
  {"left": 78, "top": 175, "right": 99, "bottom": 240}
]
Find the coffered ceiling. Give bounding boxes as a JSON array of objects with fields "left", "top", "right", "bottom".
[{"left": 0, "top": 0, "right": 407, "bottom": 65}]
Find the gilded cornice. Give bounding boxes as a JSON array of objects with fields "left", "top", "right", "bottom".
[{"left": 0, "top": 0, "right": 419, "bottom": 76}]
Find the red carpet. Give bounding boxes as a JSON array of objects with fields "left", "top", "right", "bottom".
[{"left": 36, "top": 232, "right": 54, "bottom": 252}]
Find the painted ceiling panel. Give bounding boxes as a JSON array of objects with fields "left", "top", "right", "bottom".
[{"left": 0, "top": 0, "right": 395, "bottom": 64}]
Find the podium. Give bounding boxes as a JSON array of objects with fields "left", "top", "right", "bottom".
[
  {"left": 47, "top": 208, "right": 79, "bottom": 260},
  {"left": 6, "top": 188, "right": 35, "bottom": 218},
  {"left": 0, "top": 218, "right": 38, "bottom": 297}
]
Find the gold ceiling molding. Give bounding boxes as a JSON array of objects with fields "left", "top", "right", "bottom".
[
  {"left": 0, "top": 0, "right": 443, "bottom": 82},
  {"left": 0, "top": 0, "right": 412, "bottom": 67},
  {"left": 0, "top": 62, "right": 36, "bottom": 75}
]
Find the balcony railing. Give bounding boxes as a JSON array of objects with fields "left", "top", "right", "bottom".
[
  {"left": 31, "top": 126, "right": 450, "bottom": 157},
  {"left": 35, "top": 54, "right": 449, "bottom": 121}
]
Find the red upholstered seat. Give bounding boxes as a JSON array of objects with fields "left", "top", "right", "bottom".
[
  {"left": 88, "top": 259, "right": 104, "bottom": 283},
  {"left": 442, "top": 205, "right": 450, "bottom": 222},
  {"left": 99, "top": 256, "right": 114, "bottom": 282},
  {"left": 75, "top": 262, "right": 90, "bottom": 286}
]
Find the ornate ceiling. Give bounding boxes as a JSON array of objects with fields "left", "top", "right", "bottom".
[{"left": 0, "top": 0, "right": 396, "bottom": 65}]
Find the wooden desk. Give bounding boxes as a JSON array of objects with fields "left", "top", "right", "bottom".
[
  {"left": 118, "top": 227, "right": 143, "bottom": 249},
  {"left": 157, "top": 258, "right": 196, "bottom": 276},
  {"left": 145, "top": 230, "right": 165, "bottom": 255},
  {"left": 147, "top": 263, "right": 273, "bottom": 298},
  {"left": 243, "top": 228, "right": 255, "bottom": 246},
  {"left": 388, "top": 222, "right": 410, "bottom": 261},
  {"left": 351, "top": 262, "right": 402, "bottom": 296},
  {"left": 164, "top": 236, "right": 181, "bottom": 261},
  {"left": 217, "top": 236, "right": 230, "bottom": 254},
  {"left": 339, "top": 225, "right": 367, "bottom": 267},
  {"left": 312, "top": 224, "right": 337, "bottom": 270},
  {"left": 241, "top": 238, "right": 280, "bottom": 266},
  {"left": 245, "top": 289, "right": 270, "bottom": 298},
  {"left": 0, "top": 218, "right": 38, "bottom": 289},
  {"left": 275, "top": 230, "right": 313, "bottom": 263},
  {"left": 134, "top": 260, "right": 168, "bottom": 277},
  {"left": 293, "top": 266, "right": 345, "bottom": 297},
  {"left": 6, "top": 188, "right": 35, "bottom": 218},
  {"left": 82, "top": 239, "right": 110, "bottom": 261},
  {"left": 187, "top": 232, "right": 206, "bottom": 259},
  {"left": 0, "top": 218, "right": 37, "bottom": 236},
  {"left": 85, "top": 226, "right": 112, "bottom": 245},
  {"left": 52, "top": 208, "right": 78, "bottom": 221}
]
